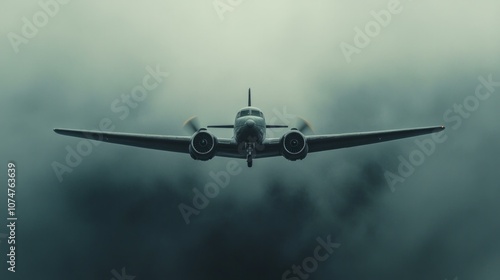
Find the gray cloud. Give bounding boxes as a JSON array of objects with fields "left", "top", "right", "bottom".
[{"left": 1, "top": 0, "right": 499, "bottom": 279}]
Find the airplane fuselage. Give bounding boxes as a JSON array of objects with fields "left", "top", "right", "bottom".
[
  {"left": 234, "top": 106, "right": 266, "bottom": 144},
  {"left": 232, "top": 106, "right": 267, "bottom": 167}
]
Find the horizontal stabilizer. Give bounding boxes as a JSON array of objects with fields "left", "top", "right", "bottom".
[
  {"left": 266, "top": 125, "right": 288, "bottom": 128},
  {"left": 207, "top": 125, "right": 235, "bottom": 128}
]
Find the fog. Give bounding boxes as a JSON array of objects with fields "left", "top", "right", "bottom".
[{"left": 1, "top": 0, "right": 499, "bottom": 279}]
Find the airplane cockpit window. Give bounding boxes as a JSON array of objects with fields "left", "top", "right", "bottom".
[
  {"left": 240, "top": 109, "right": 250, "bottom": 116},
  {"left": 237, "top": 109, "right": 263, "bottom": 118},
  {"left": 251, "top": 110, "right": 263, "bottom": 117}
]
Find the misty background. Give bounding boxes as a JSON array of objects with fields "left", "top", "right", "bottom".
[{"left": 1, "top": 0, "right": 499, "bottom": 279}]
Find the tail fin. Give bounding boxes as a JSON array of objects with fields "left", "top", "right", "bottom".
[{"left": 248, "top": 88, "right": 251, "bottom": 106}]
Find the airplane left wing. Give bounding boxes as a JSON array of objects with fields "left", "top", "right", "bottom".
[
  {"left": 306, "top": 125, "right": 445, "bottom": 153},
  {"left": 54, "top": 128, "right": 191, "bottom": 153}
]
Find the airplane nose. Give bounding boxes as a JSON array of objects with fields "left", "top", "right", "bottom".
[{"left": 245, "top": 119, "right": 255, "bottom": 127}]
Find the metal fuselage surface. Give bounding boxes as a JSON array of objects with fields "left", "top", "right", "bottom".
[{"left": 234, "top": 106, "right": 266, "bottom": 145}]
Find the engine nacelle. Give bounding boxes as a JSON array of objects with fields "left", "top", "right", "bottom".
[
  {"left": 280, "top": 130, "right": 308, "bottom": 161},
  {"left": 189, "top": 130, "right": 217, "bottom": 161}
]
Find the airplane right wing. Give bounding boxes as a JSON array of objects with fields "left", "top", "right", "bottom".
[{"left": 306, "top": 126, "right": 445, "bottom": 153}]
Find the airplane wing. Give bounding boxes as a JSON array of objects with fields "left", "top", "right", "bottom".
[
  {"left": 54, "top": 128, "right": 192, "bottom": 153},
  {"left": 306, "top": 125, "right": 445, "bottom": 153},
  {"left": 54, "top": 128, "right": 269, "bottom": 159},
  {"left": 54, "top": 125, "right": 445, "bottom": 160},
  {"left": 238, "top": 126, "right": 445, "bottom": 159}
]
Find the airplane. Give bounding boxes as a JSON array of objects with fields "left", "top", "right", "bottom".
[{"left": 54, "top": 89, "right": 445, "bottom": 168}]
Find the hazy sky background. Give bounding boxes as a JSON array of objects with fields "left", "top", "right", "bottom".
[{"left": 1, "top": 0, "right": 500, "bottom": 279}]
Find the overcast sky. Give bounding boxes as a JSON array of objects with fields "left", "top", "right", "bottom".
[{"left": 1, "top": 0, "right": 500, "bottom": 279}]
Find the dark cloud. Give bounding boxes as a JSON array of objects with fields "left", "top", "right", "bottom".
[{"left": 1, "top": 1, "right": 500, "bottom": 280}]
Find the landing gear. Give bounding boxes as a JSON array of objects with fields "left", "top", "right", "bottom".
[{"left": 245, "top": 142, "right": 255, "bottom": 168}]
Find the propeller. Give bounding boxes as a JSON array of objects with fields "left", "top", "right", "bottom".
[
  {"left": 183, "top": 115, "right": 201, "bottom": 134},
  {"left": 295, "top": 117, "right": 315, "bottom": 134}
]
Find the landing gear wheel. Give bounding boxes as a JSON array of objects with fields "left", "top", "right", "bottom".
[
  {"left": 246, "top": 142, "right": 255, "bottom": 168},
  {"left": 246, "top": 153, "right": 253, "bottom": 168}
]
